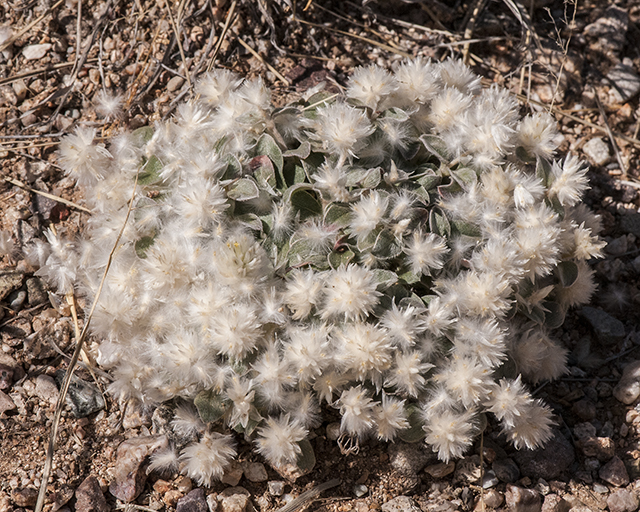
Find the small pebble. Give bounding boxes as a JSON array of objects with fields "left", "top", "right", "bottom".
[
  {"left": 583, "top": 137, "right": 610, "bottom": 166},
  {"left": 22, "top": 43, "right": 52, "bottom": 60},
  {"left": 221, "top": 461, "right": 243, "bottom": 487},
  {"left": 206, "top": 493, "right": 218, "bottom": 512},
  {"left": 599, "top": 456, "right": 630, "bottom": 487},
  {"left": 593, "top": 482, "right": 609, "bottom": 494},
  {"left": 505, "top": 485, "right": 541, "bottom": 512},
  {"left": 177, "top": 488, "right": 208, "bottom": 512},
  {"left": 482, "top": 489, "right": 503, "bottom": 509},
  {"left": 492, "top": 458, "right": 520, "bottom": 483},
  {"left": 607, "top": 489, "right": 640, "bottom": 512},
  {"left": 614, "top": 361, "right": 640, "bottom": 404},
  {"left": 242, "top": 462, "right": 267, "bottom": 483},
  {"left": 424, "top": 462, "right": 455, "bottom": 479},
  {"left": 267, "top": 481, "right": 284, "bottom": 496},
  {"left": 167, "top": 76, "right": 185, "bottom": 92},
  {"left": 482, "top": 470, "right": 499, "bottom": 489},
  {"left": 380, "top": 496, "right": 421, "bottom": 512},
  {"left": 326, "top": 422, "right": 340, "bottom": 441},
  {"left": 353, "top": 484, "right": 368, "bottom": 498}
]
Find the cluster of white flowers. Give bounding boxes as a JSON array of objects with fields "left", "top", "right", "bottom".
[{"left": 33, "top": 58, "right": 605, "bottom": 484}]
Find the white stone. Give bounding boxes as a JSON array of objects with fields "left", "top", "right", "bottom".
[
  {"left": 22, "top": 44, "right": 52, "bottom": 61},
  {"left": 583, "top": 137, "right": 610, "bottom": 166}
]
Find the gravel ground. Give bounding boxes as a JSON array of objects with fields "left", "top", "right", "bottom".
[{"left": 3, "top": 0, "right": 640, "bottom": 511}]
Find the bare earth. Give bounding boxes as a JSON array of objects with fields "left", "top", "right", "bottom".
[{"left": 2, "top": 0, "right": 640, "bottom": 511}]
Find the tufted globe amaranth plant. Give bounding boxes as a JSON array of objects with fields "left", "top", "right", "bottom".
[{"left": 35, "top": 58, "right": 607, "bottom": 483}]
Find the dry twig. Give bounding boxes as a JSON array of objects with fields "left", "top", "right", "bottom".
[
  {"left": 2, "top": 177, "right": 91, "bottom": 213},
  {"left": 34, "top": 173, "right": 139, "bottom": 512},
  {"left": 237, "top": 37, "right": 290, "bottom": 86},
  {"left": 594, "top": 87, "right": 627, "bottom": 177}
]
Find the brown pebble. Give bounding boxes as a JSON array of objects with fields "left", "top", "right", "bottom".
[
  {"left": 153, "top": 479, "right": 171, "bottom": 494},
  {"left": 12, "top": 488, "right": 38, "bottom": 508},
  {"left": 164, "top": 490, "right": 184, "bottom": 508},
  {"left": 75, "top": 475, "right": 109, "bottom": 512}
]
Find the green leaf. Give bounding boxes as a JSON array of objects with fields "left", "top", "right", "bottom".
[
  {"left": 328, "top": 248, "right": 355, "bottom": 269},
  {"left": 324, "top": 203, "right": 352, "bottom": 228},
  {"left": 543, "top": 301, "right": 565, "bottom": 329},
  {"left": 256, "top": 133, "right": 283, "bottom": 172},
  {"left": 135, "top": 235, "right": 156, "bottom": 259},
  {"left": 397, "top": 269, "right": 421, "bottom": 285},
  {"left": 429, "top": 208, "right": 451, "bottom": 237},
  {"left": 283, "top": 141, "right": 311, "bottom": 159},
  {"left": 450, "top": 168, "right": 478, "bottom": 190},
  {"left": 372, "top": 229, "right": 403, "bottom": 260},
  {"left": 398, "top": 404, "right": 425, "bottom": 443},
  {"left": 235, "top": 213, "right": 263, "bottom": 232},
  {"left": 138, "top": 155, "right": 163, "bottom": 185},
  {"left": 286, "top": 240, "right": 329, "bottom": 269},
  {"left": 228, "top": 178, "right": 260, "bottom": 201},
  {"left": 419, "top": 134, "right": 449, "bottom": 160},
  {"left": 371, "top": 269, "right": 398, "bottom": 288},
  {"left": 416, "top": 172, "right": 442, "bottom": 191},
  {"left": 296, "top": 438, "right": 316, "bottom": 472},
  {"left": 451, "top": 219, "right": 482, "bottom": 237},
  {"left": 536, "top": 157, "right": 553, "bottom": 188},
  {"left": 285, "top": 184, "right": 322, "bottom": 220},
  {"left": 132, "top": 126, "right": 154, "bottom": 145},
  {"left": 194, "top": 390, "right": 228, "bottom": 423},
  {"left": 344, "top": 167, "right": 382, "bottom": 189},
  {"left": 381, "top": 107, "right": 410, "bottom": 121},
  {"left": 556, "top": 261, "right": 579, "bottom": 288},
  {"left": 250, "top": 155, "right": 277, "bottom": 189}
]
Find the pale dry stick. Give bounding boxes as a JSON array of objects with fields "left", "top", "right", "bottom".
[
  {"left": 302, "top": 93, "right": 340, "bottom": 112},
  {"left": 345, "top": 0, "right": 456, "bottom": 38},
  {"left": 70, "top": 0, "right": 83, "bottom": 78},
  {"left": 275, "top": 479, "right": 341, "bottom": 512},
  {"left": 436, "top": 36, "right": 507, "bottom": 49},
  {"left": 547, "top": 0, "right": 577, "bottom": 111},
  {"left": 461, "top": 0, "right": 489, "bottom": 65},
  {"left": 237, "top": 38, "right": 290, "bottom": 86},
  {"left": 0, "top": 58, "right": 99, "bottom": 87},
  {"left": 3, "top": 177, "right": 92, "bottom": 213},
  {"left": 34, "top": 173, "right": 139, "bottom": 512},
  {"left": 0, "top": 0, "right": 65, "bottom": 52},
  {"left": 594, "top": 88, "right": 628, "bottom": 178},
  {"left": 419, "top": 3, "right": 450, "bottom": 32},
  {"left": 310, "top": 3, "right": 404, "bottom": 51},
  {"left": 294, "top": 17, "right": 411, "bottom": 58},
  {"left": 206, "top": 0, "right": 238, "bottom": 73},
  {"left": 162, "top": 0, "right": 192, "bottom": 90},
  {"left": 66, "top": 292, "right": 104, "bottom": 395}
]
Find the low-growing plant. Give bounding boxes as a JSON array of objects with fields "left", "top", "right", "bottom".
[{"left": 31, "top": 58, "right": 605, "bottom": 484}]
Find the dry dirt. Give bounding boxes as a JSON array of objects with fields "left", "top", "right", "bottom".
[{"left": 2, "top": 0, "right": 640, "bottom": 511}]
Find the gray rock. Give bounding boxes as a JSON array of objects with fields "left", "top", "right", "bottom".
[
  {"left": 388, "top": 441, "right": 432, "bottom": 475},
  {"left": 573, "top": 422, "right": 597, "bottom": 440},
  {"left": 267, "top": 481, "right": 285, "bottom": 496},
  {"left": 581, "top": 307, "right": 625, "bottom": 345},
  {"left": 381, "top": 496, "right": 421, "bottom": 512},
  {"left": 0, "top": 390, "right": 16, "bottom": 416},
  {"left": 577, "top": 436, "right": 615, "bottom": 461},
  {"left": 26, "top": 277, "right": 48, "bottom": 305},
  {"left": 492, "top": 457, "right": 520, "bottom": 483},
  {"left": 572, "top": 399, "right": 596, "bottom": 421},
  {"left": 34, "top": 374, "right": 59, "bottom": 406},
  {"left": 218, "top": 487, "right": 250, "bottom": 512},
  {"left": 167, "top": 76, "right": 185, "bottom": 93},
  {"left": 326, "top": 422, "right": 340, "bottom": 441},
  {"left": 11, "top": 488, "right": 38, "bottom": 508},
  {"left": 353, "top": 484, "right": 368, "bottom": 497},
  {"left": 483, "top": 489, "right": 504, "bottom": 509},
  {"left": 482, "top": 469, "right": 499, "bottom": 489},
  {"left": 22, "top": 43, "right": 52, "bottom": 60},
  {"left": 584, "top": 5, "right": 628, "bottom": 54},
  {"left": 9, "top": 290, "right": 26, "bottom": 310},
  {"left": 0, "top": 364, "right": 14, "bottom": 391},
  {"left": 109, "top": 435, "right": 168, "bottom": 502},
  {"left": 242, "top": 462, "right": 267, "bottom": 483},
  {"left": 424, "top": 461, "right": 455, "bottom": 479},
  {"left": 582, "top": 137, "right": 610, "bottom": 166},
  {"left": 55, "top": 370, "right": 105, "bottom": 417},
  {"left": 621, "top": 214, "right": 640, "bottom": 238},
  {"left": 607, "top": 235, "right": 628, "bottom": 256},
  {"left": 607, "top": 489, "right": 639, "bottom": 512},
  {"left": 122, "top": 398, "right": 153, "bottom": 429},
  {"left": 453, "top": 455, "right": 482, "bottom": 484},
  {"left": 513, "top": 429, "right": 574, "bottom": 480},
  {"left": 221, "top": 461, "right": 243, "bottom": 487},
  {"left": 75, "top": 476, "right": 109, "bottom": 512},
  {"left": 177, "top": 488, "right": 208, "bottom": 512},
  {"left": 541, "top": 494, "right": 571, "bottom": 512},
  {"left": 608, "top": 62, "right": 640, "bottom": 103},
  {"left": 0, "top": 272, "right": 23, "bottom": 302},
  {"left": 614, "top": 361, "right": 640, "bottom": 404},
  {"left": 599, "top": 456, "right": 630, "bottom": 487},
  {"left": 505, "top": 485, "right": 542, "bottom": 512},
  {"left": 206, "top": 493, "right": 218, "bottom": 512}
]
